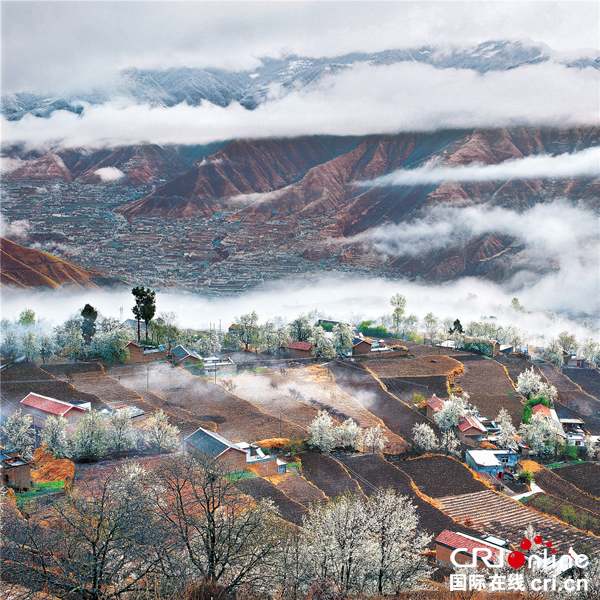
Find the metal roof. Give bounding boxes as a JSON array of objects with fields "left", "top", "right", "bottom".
[{"left": 185, "top": 427, "right": 245, "bottom": 459}]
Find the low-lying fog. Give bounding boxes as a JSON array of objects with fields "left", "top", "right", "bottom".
[{"left": 1, "top": 271, "right": 598, "bottom": 342}]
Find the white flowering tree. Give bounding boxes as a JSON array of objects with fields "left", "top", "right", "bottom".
[
  {"left": 90, "top": 327, "right": 131, "bottom": 362},
  {"left": 145, "top": 410, "right": 180, "bottom": 454},
  {"left": 334, "top": 418, "right": 362, "bottom": 450},
  {"left": 106, "top": 410, "right": 134, "bottom": 453},
  {"left": 363, "top": 424, "right": 388, "bottom": 453},
  {"left": 412, "top": 423, "right": 439, "bottom": 453},
  {"left": 40, "top": 415, "right": 70, "bottom": 458},
  {"left": 518, "top": 414, "right": 563, "bottom": 459},
  {"left": 434, "top": 394, "right": 469, "bottom": 431},
  {"left": 298, "top": 490, "right": 431, "bottom": 596},
  {"left": 495, "top": 408, "right": 518, "bottom": 451},
  {"left": 332, "top": 322, "right": 353, "bottom": 355},
  {"left": 515, "top": 367, "right": 557, "bottom": 403},
  {"left": 440, "top": 430, "right": 462, "bottom": 457},
  {"left": 1, "top": 409, "right": 35, "bottom": 460},
  {"left": 71, "top": 409, "right": 107, "bottom": 461},
  {"left": 365, "top": 489, "right": 432, "bottom": 595},
  {"left": 307, "top": 410, "right": 336, "bottom": 452},
  {"left": 310, "top": 326, "right": 335, "bottom": 358}
]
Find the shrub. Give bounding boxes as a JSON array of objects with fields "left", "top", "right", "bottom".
[
  {"left": 519, "top": 469, "right": 535, "bottom": 484},
  {"left": 561, "top": 504, "right": 578, "bottom": 525},
  {"left": 534, "top": 495, "right": 553, "bottom": 511}
]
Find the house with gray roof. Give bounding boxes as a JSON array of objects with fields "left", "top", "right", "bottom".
[
  {"left": 185, "top": 427, "right": 247, "bottom": 471},
  {"left": 171, "top": 345, "right": 203, "bottom": 366}
]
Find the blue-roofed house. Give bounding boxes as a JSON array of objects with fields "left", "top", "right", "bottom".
[{"left": 171, "top": 345, "right": 203, "bottom": 367}]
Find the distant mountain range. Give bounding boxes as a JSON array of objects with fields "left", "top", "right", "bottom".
[
  {"left": 2, "top": 40, "right": 598, "bottom": 121},
  {"left": 3, "top": 126, "right": 599, "bottom": 288}
]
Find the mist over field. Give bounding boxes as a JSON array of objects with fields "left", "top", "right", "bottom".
[{"left": 1, "top": 271, "right": 598, "bottom": 343}]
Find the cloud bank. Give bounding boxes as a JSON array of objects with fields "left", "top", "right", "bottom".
[
  {"left": 95, "top": 167, "right": 125, "bottom": 182},
  {"left": 3, "top": 62, "right": 598, "bottom": 148},
  {"left": 2, "top": 2, "right": 598, "bottom": 94},
  {"left": 357, "top": 147, "right": 600, "bottom": 187}
]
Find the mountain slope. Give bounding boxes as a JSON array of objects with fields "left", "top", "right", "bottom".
[
  {"left": 3, "top": 41, "right": 597, "bottom": 121},
  {"left": 0, "top": 238, "right": 125, "bottom": 290}
]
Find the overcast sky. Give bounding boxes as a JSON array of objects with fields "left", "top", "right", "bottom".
[{"left": 2, "top": 1, "right": 599, "bottom": 94}]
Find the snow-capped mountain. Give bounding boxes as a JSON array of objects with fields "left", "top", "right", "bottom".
[{"left": 2, "top": 40, "right": 598, "bottom": 121}]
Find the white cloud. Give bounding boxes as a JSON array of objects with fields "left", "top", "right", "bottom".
[
  {"left": 348, "top": 201, "right": 599, "bottom": 258},
  {"left": 2, "top": 2, "right": 598, "bottom": 94},
  {"left": 357, "top": 147, "right": 600, "bottom": 187},
  {"left": 3, "top": 62, "right": 598, "bottom": 148},
  {"left": 95, "top": 167, "right": 125, "bottom": 182},
  {"left": 0, "top": 156, "right": 30, "bottom": 174},
  {"left": 0, "top": 213, "right": 31, "bottom": 241}
]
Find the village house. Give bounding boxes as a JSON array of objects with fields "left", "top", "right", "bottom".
[
  {"left": 125, "top": 341, "right": 167, "bottom": 363},
  {"left": 20, "top": 392, "right": 89, "bottom": 429},
  {"left": 0, "top": 453, "right": 32, "bottom": 491},
  {"left": 171, "top": 345, "right": 203, "bottom": 367},
  {"left": 185, "top": 427, "right": 286, "bottom": 475},
  {"left": 286, "top": 341, "right": 314, "bottom": 358},
  {"left": 352, "top": 338, "right": 372, "bottom": 356},
  {"left": 423, "top": 395, "right": 445, "bottom": 420},
  {"left": 457, "top": 414, "right": 488, "bottom": 446},
  {"left": 466, "top": 449, "right": 520, "bottom": 481},
  {"left": 435, "top": 530, "right": 509, "bottom": 569},
  {"left": 559, "top": 418, "right": 587, "bottom": 447},
  {"left": 185, "top": 427, "right": 248, "bottom": 472}
]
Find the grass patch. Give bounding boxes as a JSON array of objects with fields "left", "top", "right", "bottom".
[
  {"left": 546, "top": 460, "right": 587, "bottom": 469},
  {"left": 506, "top": 392, "right": 517, "bottom": 395},
  {"left": 286, "top": 462, "right": 302, "bottom": 475},
  {"left": 17, "top": 480, "right": 65, "bottom": 504},
  {"left": 226, "top": 470, "right": 258, "bottom": 481}
]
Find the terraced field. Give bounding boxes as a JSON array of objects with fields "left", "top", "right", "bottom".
[
  {"left": 328, "top": 362, "right": 431, "bottom": 447},
  {"left": 439, "top": 490, "right": 600, "bottom": 553},
  {"left": 530, "top": 465, "right": 600, "bottom": 517},
  {"left": 236, "top": 477, "right": 307, "bottom": 526},
  {"left": 562, "top": 368, "right": 600, "bottom": 400},
  {"left": 451, "top": 356, "right": 523, "bottom": 424},
  {"left": 367, "top": 355, "right": 464, "bottom": 379},
  {"left": 112, "top": 362, "right": 302, "bottom": 443},
  {"left": 553, "top": 462, "right": 600, "bottom": 499},
  {"left": 1, "top": 362, "right": 108, "bottom": 414},
  {"left": 337, "top": 454, "right": 482, "bottom": 542},
  {"left": 398, "top": 455, "right": 486, "bottom": 498},
  {"left": 269, "top": 473, "right": 328, "bottom": 508},
  {"left": 297, "top": 452, "right": 364, "bottom": 500},
  {"left": 537, "top": 363, "right": 600, "bottom": 429}
]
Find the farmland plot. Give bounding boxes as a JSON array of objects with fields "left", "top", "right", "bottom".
[
  {"left": 269, "top": 473, "right": 328, "bottom": 508},
  {"left": 0, "top": 363, "right": 108, "bottom": 415},
  {"left": 328, "top": 361, "right": 430, "bottom": 448},
  {"left": 562, "top": 368, "right": 600, "bottom": 401},
  {"left": 553, "top": 462, "right": 600, "bottom": 499},
  {"left": 297, "top": 452, "right": 365, "bottom": 500},
  {"left": 452, "top": 356, "right": 523, "bottom": 424},
  {"left": 337, "top": 454, "right": 483, "bottom": 542},
  {"left": 537, "top": 363, "right": 600, "bottom": 427},
  {"left": 233, "top": 366, "right": 406, "bottom": 452},
  {"left": 236, "top": 476, "right": 308, "bottom": 526},
  {"left": 529, "top": 465, "right": 600, "bottom": 517},
  {"left": 398, "top": 455, "right": 486, "bottom": 498},
  {"left": 439, "top": 490, "right": 600, "bottom": 553},
  {"left": 367, "top": 355, "right": 464, "bottom": 379},
  {"left": 113, "top": 362, "right": 302, "bottom": 443}
]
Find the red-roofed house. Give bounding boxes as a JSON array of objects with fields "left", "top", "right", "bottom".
[
  {"left": 286, "top": 341, "right": 314, "bottom": 358},
  {"left": 424, "top": 395, "right": 445, "bottom": 420},
  {"left": 532, "top": 403, "right": 552, "bottom": 419},
  {"left": 457, "top": 414, "right": 488, "bottom": 445},
  {"left": 435, "top": 530, "right": 508, "bottom": 568},
  {"left": 20, "top": 392, "right": 88, "bottom": 428}
]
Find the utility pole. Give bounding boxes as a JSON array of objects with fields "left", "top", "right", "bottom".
[
  {"left": 180, "top": 420, "right": 184, "bottom": 453},
  {"left": 146, "top": 363, "right": 149, "bottom": 390},
  {"left": 280, "top": 413, "right": 282, "bottom": 438}
]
